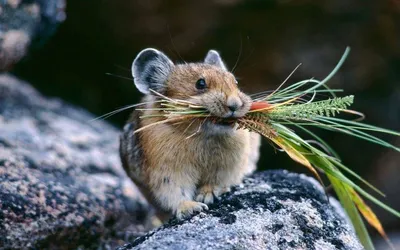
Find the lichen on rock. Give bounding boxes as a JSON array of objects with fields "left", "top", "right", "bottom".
[{"left": 119, "top": 171, "right": 363, "bottom": 250}]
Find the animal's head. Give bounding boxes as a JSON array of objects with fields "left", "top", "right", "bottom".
[{"left": 132, "top": 48, "right": 252, "bottom": 133}]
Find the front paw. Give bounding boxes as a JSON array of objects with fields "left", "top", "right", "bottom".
[
  {"left": 176, "top": 200, "right": 208, "bottom": 220},
  {"left": 195, "top": 185, "right": 231, "bottom": 204}
]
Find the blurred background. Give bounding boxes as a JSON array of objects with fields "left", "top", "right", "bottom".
[{"left": 4, "top": 0, "right": 400, "bottom": 241}]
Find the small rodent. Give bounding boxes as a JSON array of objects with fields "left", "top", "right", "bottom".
[{"left": 120, "top": 48, "right": 260, "bottom": 220}]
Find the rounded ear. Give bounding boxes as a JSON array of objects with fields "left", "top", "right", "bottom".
[
  {"left": 204, "top": 50, "right": 227, "bottom": 70},
  {"left": 132, "top": 48, "right": 174, "bottom": 94}
]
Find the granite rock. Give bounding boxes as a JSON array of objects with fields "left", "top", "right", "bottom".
[
  {"left": 119, "top": 170, "right": 363, "bottom": 250},
  {"left": 0, "top": 0, "right": 66, "bottom": 70},
  {"left": 0, "top": 74, "right": 150, "bottom": 249}
]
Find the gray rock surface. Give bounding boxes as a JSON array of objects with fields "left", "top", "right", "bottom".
[
  {"left": 0, "top": 74, "right": 151, "bottom": 249},
  {"left": 0, "top": 0, "right": 65, "bottom": 70},
  {"left": 118, "top": 171, "right": 363, "bottom": 250}
]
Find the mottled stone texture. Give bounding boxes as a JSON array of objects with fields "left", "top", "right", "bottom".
[
  {"left": 119, "top": 171, "right": 362, "bottom": 250},
  {"left": 0, "top": 0, "right": 65, "bottom": 70},
  {"left": 0, "top": 74, "right": 150, "bottom": 249}
]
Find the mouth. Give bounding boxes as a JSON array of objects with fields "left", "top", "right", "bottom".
[{"left": 211, "top": 117, "right": 238, "bottom": 127}]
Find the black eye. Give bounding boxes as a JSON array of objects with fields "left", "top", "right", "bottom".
[
  {"left": 235, "top": 79, "right": 238, "bottom": 85},
  {"left": 196, "top": 78, "right": 207, "bottom": 90}
]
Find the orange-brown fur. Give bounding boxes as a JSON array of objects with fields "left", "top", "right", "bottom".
[{"left": 120, "top": 50, "right": 260, "bottom": 220}]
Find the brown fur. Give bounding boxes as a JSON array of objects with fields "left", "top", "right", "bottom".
[{"left": 120, "top": 61, "right": 260, "bottom": 220}]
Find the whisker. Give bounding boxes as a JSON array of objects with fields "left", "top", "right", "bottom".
[
  {"left": 149, "top": 89, "right": 179, "bottom": 104},
  {"left": 232, "top": 35, "right": 243, "bottom": 73},
  {"left": 167, "top": 24, "right": 187, "bottom": 64},
  {"left": 105, "top": 73, "right": 134, "bottom": 81},
  {"left": 235, "top": 36, "right": 255, "bottom": 70},
  {"left": 113, "top": 64, "right": 131, "bottom": 72},
  {"left": 90, "top": 101, "right": 162, "bottom": 122}
]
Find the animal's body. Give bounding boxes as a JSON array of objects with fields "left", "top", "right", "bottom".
[{"left": 120, "top": 48, "right": 260, "bottom": 219}]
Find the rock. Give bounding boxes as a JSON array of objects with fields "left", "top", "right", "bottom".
[
  {"left": 0, "top": 74, "right": 151, "bottom": 249},
  {"left": 0, "top": 0, "right": 66, "bottom": 70},
  {"left": 119, "top": 170, "right": 363, "bottom": 250}
]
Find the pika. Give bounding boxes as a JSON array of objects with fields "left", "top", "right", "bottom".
[{"left": 120, "top": 48, "right": 261, "bottom": 220}]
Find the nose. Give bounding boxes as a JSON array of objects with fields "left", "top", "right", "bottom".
[
  {"left": 226, "top": 95, "right": 243, "bottom": 112},
  {"left": 228, "top": 103, "right": 238, "bottom": 112}
]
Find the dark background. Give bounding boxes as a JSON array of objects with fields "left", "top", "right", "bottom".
[{"left": 13, "top": 0, "right": 400, "bottom": 235}]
